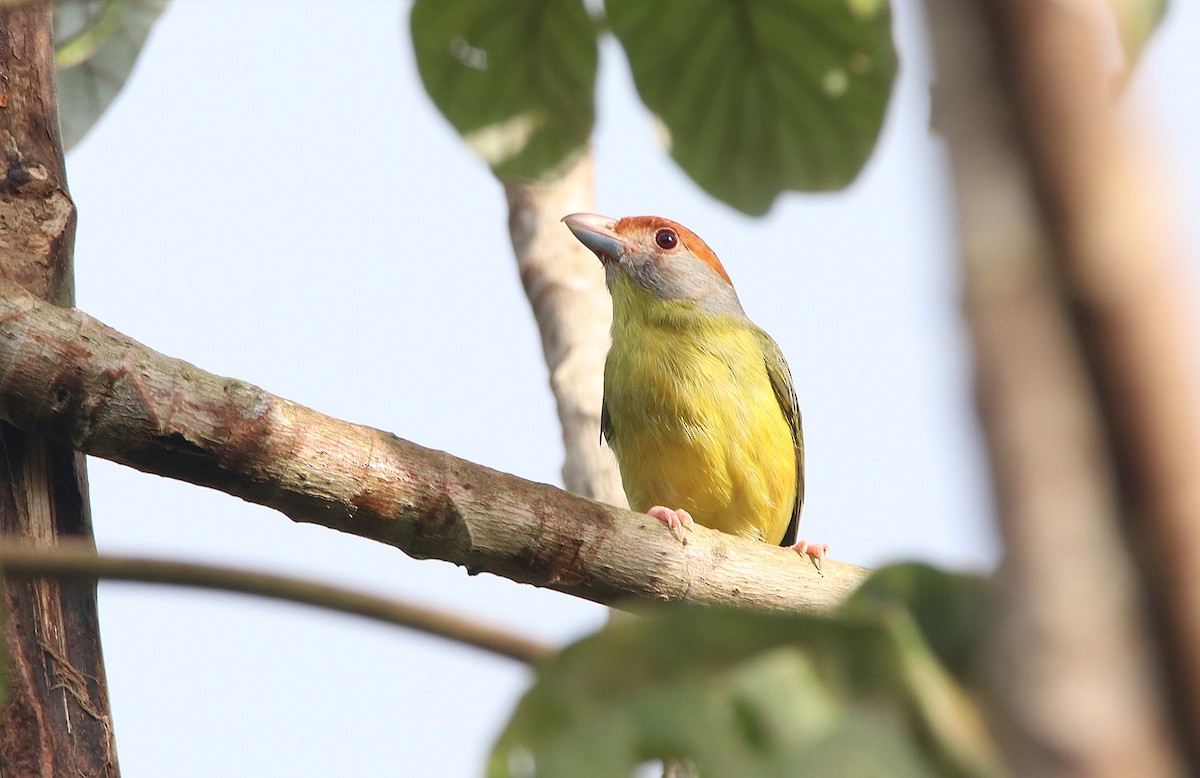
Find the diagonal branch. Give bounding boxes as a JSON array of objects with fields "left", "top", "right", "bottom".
[{"left": 0, "top": 278, "right": 868, "bottom": 613}]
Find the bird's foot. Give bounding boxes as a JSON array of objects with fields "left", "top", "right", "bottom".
[
  {"left": 788, "top": 539, "right": 829, "bottom": 574},
  {"left": 647, "top": 506, "right": 694, "bottom": 543}
]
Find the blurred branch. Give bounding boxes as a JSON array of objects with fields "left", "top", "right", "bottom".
[
  {"left": 985, "top": 0, "right": 1200, "bottom": 764},
  {"left": 0, "top": 278, "right": 869, "bottom": 614},
  {"left": 0, "top": 541, "right": 553, "bottom": 664},
  {"left": 502, "top": 152, "right": 626, "bottom": 506},
  {"left": 926, "top": 0, "right": 1186, "bottom": 774}
]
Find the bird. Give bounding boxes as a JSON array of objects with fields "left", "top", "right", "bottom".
[{"left": 562, "top": 212, "right": 827, "bottom": 568}]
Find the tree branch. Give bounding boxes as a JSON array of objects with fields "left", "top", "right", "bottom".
[
  {"left": 0, "top": 541, "right": 553, "bottom": 665},
  {"left": 984, "top": 1, "right": 1200, "bottom": 765},
  {"left": 0, "top": 278, "right": 868, "bottom": 613},
  {"left": 926, "top": 0, "right": 1187, "bottom": 773},
  {"left": 502, "top": 152, "right": 626, "bottom": 505}
]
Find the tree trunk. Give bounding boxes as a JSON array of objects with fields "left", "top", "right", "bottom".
[{"left": 0, "top": 6, "right": 118, "bottom": 775}]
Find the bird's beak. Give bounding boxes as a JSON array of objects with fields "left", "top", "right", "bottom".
[{"left": 562, "top": 213, "right": 624, "bottom": 263}]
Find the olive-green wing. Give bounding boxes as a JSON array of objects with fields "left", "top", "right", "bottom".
[
  {"left": 600, "top": 399, "right": 614, "bottom": 445},
  {"left": 753, "top": 328, "right": 804, "bottom": 547}
]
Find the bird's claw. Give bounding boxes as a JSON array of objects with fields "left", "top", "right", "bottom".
[
  {"left": 648, "top": 506, "right": 694, "bottom": 543},
  {"left": 789, "top": 539, "right": 829, "bottom": 574}
]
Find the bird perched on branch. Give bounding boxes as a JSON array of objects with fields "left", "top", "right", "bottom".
[{"left": 562, "top": 213, "right": 826, "bottom": 568}]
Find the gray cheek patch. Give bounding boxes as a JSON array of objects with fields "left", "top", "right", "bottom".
[{"left": 652, "top": 256, "right": 748, "bottom": 320}]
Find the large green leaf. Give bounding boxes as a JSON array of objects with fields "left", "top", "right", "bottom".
[
  {"left": 55, "top": 0, "right": 170, "bottom": 151},
  {"left": 606, "top": 0, "right": 897, "bottom": 215},
  {"left": 490, "top": 565, "right": 1003, "bottom": 777},
  {"left": 410, "top": 0, "right": 597, "bottom": 182}
]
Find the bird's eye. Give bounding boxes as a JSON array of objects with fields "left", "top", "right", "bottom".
[{"left": 655, "top": 229, "right": 679, "bottom": 250}]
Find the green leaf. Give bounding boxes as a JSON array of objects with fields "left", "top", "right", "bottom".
[
  {"left": 490, "top": 585, "right": 1003, "bottom": 777},
  {"left": 607, "top": 0, "right": 898, "bottom": 215},
  {"left": 410, "top": 0, "right": 597, "bottom": 182},
  {"left": 54, "top": 0, "right": 170, "bottom": 151}
]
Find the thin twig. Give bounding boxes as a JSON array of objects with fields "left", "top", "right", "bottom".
[{"left": 0, "top": 541, "right": 555, "bottom": 665}]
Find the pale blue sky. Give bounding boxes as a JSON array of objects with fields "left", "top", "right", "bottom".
[{"left": 62, "top": 1, "right": 1198, "bottom": 775}]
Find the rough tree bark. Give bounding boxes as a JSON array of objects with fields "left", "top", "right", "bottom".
[
  {"left": 927, "top": 0, "right": 1188, "bottom": 774},
  {"left": 0, "top": 278, "right": 869, "bottom": 613},
  {"left": 0, "top": 4, "right": 119, "bottom": 776}
]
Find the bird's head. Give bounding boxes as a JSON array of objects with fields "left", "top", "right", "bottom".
[{"left": 562, "top": 213, "right": 745, "bottom": 319}]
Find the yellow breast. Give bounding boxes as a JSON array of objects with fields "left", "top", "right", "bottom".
[{"left": 603, "top": 278, "right": 797, "bottom": 544}]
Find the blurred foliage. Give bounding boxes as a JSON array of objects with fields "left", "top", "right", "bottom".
[
  {"left": 841, "top": 563, "right": 988, "bottom": 686},
  {"left": 412, "top": 0, "right": 1170, "bottom": 216},
  {"left": 411, "top": 0, "right": 895, "bottom": 214},
  {"left": 45, "top": 0, "right": 1169, "bottom": 208},
  {"left": 1106, "top": 0, "right": 1169, "bottom": 69},
  {"left": 410, "top": 0, "right": 597, "bottom": 182},
  {"left": 605, "top": 0, "right": 896, "bottom": 214},
  {"left": 489, "top": 563, "right": 1003, "bottom": 778},
  {"left": 54, "top": 0, "right": 169, "bottom": 151}
]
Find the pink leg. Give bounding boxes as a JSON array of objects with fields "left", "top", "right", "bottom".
[
  {"left": 788, "top": 539, "right": 829, "bottom": 573},
  {"left": 647, "top": 506, "right": 694, "bottom": 541}
]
